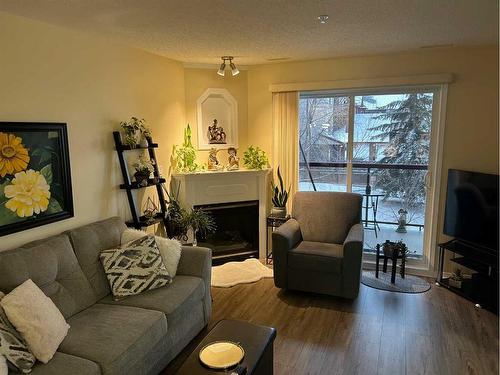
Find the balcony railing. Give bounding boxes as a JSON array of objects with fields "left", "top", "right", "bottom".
[{"left": 299, "top": 161, "right": 428, "bottom": 228}]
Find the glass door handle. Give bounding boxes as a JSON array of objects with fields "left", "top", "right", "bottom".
[{"left": 425, "top": 171, "right": 431, "bottom": 190}]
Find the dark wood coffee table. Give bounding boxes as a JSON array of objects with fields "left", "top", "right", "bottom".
[{"left": 176, "top": 319, "right": 276, "bottom": 375}]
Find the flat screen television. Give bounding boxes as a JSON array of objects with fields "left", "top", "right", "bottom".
[{"left": 444, "top": 169, "right": 499, "bottom": 252}]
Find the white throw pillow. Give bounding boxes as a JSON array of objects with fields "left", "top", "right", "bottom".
[
  {"left": 121, "top": 228, "right": 182, "bottom": 277},
  {"left": 0, "top": 355, "right": 8, "bottom": 375},
  {"left": 0, "top": 279, "right": 70, "bottom": 364}
]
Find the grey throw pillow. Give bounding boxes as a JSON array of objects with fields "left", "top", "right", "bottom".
[
  {"left": 100, "top": 235, "right": 172, "bottom": 300},
  {"left": 0, "top": 302, "right": 36, "bottom": 373}
]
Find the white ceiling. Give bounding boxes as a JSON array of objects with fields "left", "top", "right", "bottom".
[{"left": 0, "top": 0, "right": 498, "bottom": 65}]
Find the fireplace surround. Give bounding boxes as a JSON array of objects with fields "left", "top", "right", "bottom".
[{"left": 171, "top": 169, "right": 269, "bottom": 263}]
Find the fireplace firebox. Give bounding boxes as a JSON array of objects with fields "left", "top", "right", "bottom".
[{"left": 195, "top": 200, "right": 259, "bottom": 265}]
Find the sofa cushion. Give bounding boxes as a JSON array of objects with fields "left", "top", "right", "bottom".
[
  {"left": 121, "top": 229, "right": 182, "bottom": 277},
  {"left": 59, "top": 303, "right": 167, "bottom": 375},
  {"left": 100, "top": 235, "right": 172, "bottom": 300},
  {"left": 30, "top": 352, "right": 100, "bottom": 375},
  {"left": 65, "top": 217, "right": 127, "bottom": 300},
  {"left": 0, "top": 234, "right": 97, "bottom": 319},
  {"left": 288, "top": 241, "right": 344, "bottom": 274},
  {"left": 99, "top": 275, "right": 205, "bottom": 327}
]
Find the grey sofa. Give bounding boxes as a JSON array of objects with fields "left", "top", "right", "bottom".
[
  {"left": 0, "top": 217, "right": 212, "bottom": 375},
  {"left": 272, "top": 191, "right": 364, "bottom": 299}
]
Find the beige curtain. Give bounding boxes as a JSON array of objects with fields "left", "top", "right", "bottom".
[{"left": 272, "top": 91, "right": 299, "bottom": 212}]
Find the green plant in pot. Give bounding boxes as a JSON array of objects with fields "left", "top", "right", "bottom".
[
  {"left": 172, "top": 124, "right": 203, "bottom": 172},
  {"left": 449, "top": 268, "right": 464, "bottom": 289},
  {"left": 132, "top": 155, "right": 154, "bottom": 186},
  {"left": 181, "top": 208, "right": 216, "bottom": 246},
  {"left": 120, "top": 117, "right": 152, "bottom": 148},
  {"left": 271, "top": 166, "right": 290, "bottom": 218},
  {"left": 243, "top": 145, "right": 268, "bottom": 170},
  {"left": 164, "top": 186, "right": 188, "bottom": 240}
]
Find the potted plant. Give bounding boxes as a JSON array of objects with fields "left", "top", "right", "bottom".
[
  {"left": 132, "top": 155, "right": 154, "bottom": 186},
  {"left": 381, "top": 240, "right": 414, "bottom": 277},
  {"left": 172, "top": 124, "right": 203, "bottom": 172},
  {"left": 120, "top": 117, "right": 152, "bottom": 148},
  {"left": 448, "top": 268, "right": 464, "bottom": 289},
  {"left": 181, "top": 208, "right": 216, "bottom": 246},
  {"left": 164, "top": 186, "right": 188, "bottom": 240},
  {"left": 243, "top": 145, "right": 268, "bottom": 170},
  {"left": 271, "top": 167, "right": 289, "bottom": 218}
]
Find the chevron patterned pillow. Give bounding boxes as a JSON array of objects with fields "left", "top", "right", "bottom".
[
  {"left": 0, "top": 292, "right": 36, "bottom": 373},
  {"left": 100, "top": 235, "right": 172, "bottom": 300}
]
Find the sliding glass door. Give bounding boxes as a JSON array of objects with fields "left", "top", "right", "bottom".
[{"left": 299, "top": 90, "right": 436, "bottom": 258}]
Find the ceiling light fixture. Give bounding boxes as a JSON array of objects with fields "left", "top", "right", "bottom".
[
  {"left": 317, "top": 15, "right": 329, "bottom": 24},
  {"left": 217, "top": 56, "right": 239, "bottom": 76}
]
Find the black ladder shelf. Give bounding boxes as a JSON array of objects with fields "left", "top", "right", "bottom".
[{"left": 113, "top": 131, "right": 168, "bottom": 230}]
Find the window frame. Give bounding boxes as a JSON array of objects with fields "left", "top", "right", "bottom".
[{"left": 299, "top": 84, "right": 448, "bottom": 276}]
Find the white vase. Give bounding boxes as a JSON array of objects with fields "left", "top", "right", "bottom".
[{"left": 192, "top": 228, "right": 198, "bottom": 247}]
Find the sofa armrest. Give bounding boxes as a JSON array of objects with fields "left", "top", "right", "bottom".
[
  {"left": 342, "top": 223, "right": 364, "bottom": 298},
  {"left": 272, "top": 218, "right": 302, "bottom": 288},
  {"left": 177, "top": 246, "right": 212, "bottom": 279},
  {"left": 176, "top": 246, "right": 212, "bottom": 323}
]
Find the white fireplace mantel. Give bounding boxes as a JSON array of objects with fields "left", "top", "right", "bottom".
[{"left": 171, "top": 169, "right": 270, "bottom": 259}]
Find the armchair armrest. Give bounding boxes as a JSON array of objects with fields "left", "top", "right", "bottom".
[
  {"left": 342, "top": 223, "right": 364, "bottom": 298},
  {"left": 176, "top": 246, "right": 212, "bottom": 323},
  {"left": 273, "top": 218, "right": 302, "bottom": 251},
  {"left": 343, "top": 223, "right": 364, "bottom": 247},
  {"left": 272, "top": 218, "right": 302, "bottom": 288}
]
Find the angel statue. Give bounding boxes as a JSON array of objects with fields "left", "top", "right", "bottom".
[
  {"left": 208, "top": 148, "right": 223, "bottom": 171},
  {"left": 226, "top": 147, "right": 239, "bottom": 170}
]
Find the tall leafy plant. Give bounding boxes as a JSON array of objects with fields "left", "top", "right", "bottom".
[{"left": 172, "top": 124, "right": 202, "bottom": 172}]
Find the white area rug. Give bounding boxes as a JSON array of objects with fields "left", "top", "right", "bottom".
[{"left": 211, "top": 258, "right": 273, "bottom": 287}]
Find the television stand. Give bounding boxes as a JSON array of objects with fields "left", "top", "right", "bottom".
[{"left": 436, "top": 239, "right": 498, "bottom": 314}]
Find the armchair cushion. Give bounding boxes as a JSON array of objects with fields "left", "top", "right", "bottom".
[
  {"left": 292, "top": 191, "right": 362, "bottom": 244},
  {"left": 288, "top": 241, "right": 343, "bottom": 274}
]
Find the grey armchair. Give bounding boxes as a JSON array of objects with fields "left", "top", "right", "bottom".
[{"left": 272, "top": 191, "right": 364, "bottom": 299}]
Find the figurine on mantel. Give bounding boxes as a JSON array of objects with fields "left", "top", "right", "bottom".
[
  {"left": 207, "top": 119, "right": 227, "bottom": 144},
  {"left": 226, "top": 147, "right": 239, "bottom": 170},
  {"left": 208, "top": 148, "right": 223, "bottom": 171}
]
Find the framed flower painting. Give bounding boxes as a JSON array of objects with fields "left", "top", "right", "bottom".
[{"left": 0, "top": 123, "right": 73, "bottom": 236}]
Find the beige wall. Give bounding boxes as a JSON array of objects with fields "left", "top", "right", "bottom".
[
  {"left": 1, "top": 10, "right": 497, "bottom": 255},
  {"left": 247, "top": 46, "right": 499, "bottom": 244},
  {"left": 183, "top": 68, "right": 248, "bottom": 167},
  {"left": 0, "top": 12, "right": 186, "bottom": 250}
]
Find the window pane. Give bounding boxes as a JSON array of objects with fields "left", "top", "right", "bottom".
[
  {"left": 297, "top": 91, "right": 434, "bottom": 256},
  {"left": 298, "top": 96, "right": 350, "bottom": 192},
  {"left": 353, "top": 93, "right": 433, "bottom": 256}
]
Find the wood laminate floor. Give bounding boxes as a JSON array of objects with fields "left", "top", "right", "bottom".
[{"left": 164, "top": 278, "right": 499, "bottom": 375}]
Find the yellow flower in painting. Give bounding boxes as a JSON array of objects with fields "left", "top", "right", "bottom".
[
  {"left": 4, "top": 170, "right": 51, "bottom": 218},
  {"left": 0, "top": 132, "right": 30, "bottom": 177}
]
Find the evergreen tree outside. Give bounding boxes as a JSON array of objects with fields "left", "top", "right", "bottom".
[{"left": 369, "top": 93, "right": 433, "bottom": 223}]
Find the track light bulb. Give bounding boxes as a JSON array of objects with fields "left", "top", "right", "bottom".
[
  {"left": 230, "top": 62, "right": 239, "bottom": 76},
  {"left": 217, "top": 62, "right": 226, "bottom": 76}
]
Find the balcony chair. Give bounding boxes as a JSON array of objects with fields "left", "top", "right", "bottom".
[{"left": 272, "top": 191, "right": 364, "bottom": 299}]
